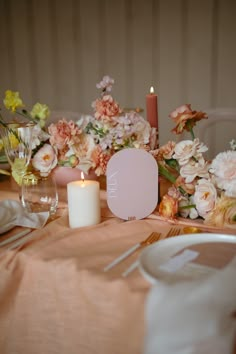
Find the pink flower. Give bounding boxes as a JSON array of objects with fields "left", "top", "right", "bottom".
[
  {"left": 91, "top": 146, "right": 111, "bottom": 176},
  {"left": 210, "top": 151, "right": 236, "bottom": 197},
  {"left": 193, "top": 179, "right": 217, "bottom": 218},
  {"left": 32, "top": 144, "right": 58, "bottom": 176},
  {"left": 48, "top": 119, "right": 82, "bottom": 150},
  {"left": 92, "top": 95, "right": 122, "bottom": 123},
  {"left": 169, "top": 104, "right": 192, "bottom": 119},
  {"left": 153, "top": 141, "right": 176, "bottom": 161},
  {"left": 169, "top": 104, "right": 208, "bottom": 135}
]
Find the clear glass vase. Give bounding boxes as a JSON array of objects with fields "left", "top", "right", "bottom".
[{"left": 21, "top": 173, "right": 58, "bottom": 215}]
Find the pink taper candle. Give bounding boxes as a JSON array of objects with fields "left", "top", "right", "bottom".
[{"left": 146, "top": 86, "right": 158, "bottom": 129}]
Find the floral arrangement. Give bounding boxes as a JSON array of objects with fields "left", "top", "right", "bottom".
[
  {"left": 1, "top": 78, "right": 236, "bottom": 229},
  {"left": 0, "top": 76, "right": 156, "bottom": 182},
  {"left": 150, "top": 104, "right": 236, "bottom": 230}
]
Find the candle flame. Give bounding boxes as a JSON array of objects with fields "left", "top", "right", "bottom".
[
  {"left": 81, "top": 171, "right": 85, "bottom": 183},
  {"left": 150, "top": 86, "right": 155, "bottom": 94}
]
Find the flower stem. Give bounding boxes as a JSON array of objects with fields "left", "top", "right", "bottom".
[
  {"left": 158, "top": 162, "right": 188, "bottom": 197},
  {"left": 158, "top": 163, "right": 177, "bottom": 184},
  {"left": 189, "top": 127, "right": 195, "bottom": 140},
  {"left": 16, "top": 110, "right": 38, "bottom": 124},
  {"left": 185, "top": 120, "right": 195, "bottom": 140}
]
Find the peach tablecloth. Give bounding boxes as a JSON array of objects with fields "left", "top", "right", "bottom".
[{"left": 0, "top": 175, "right": 235, "bottom": 354}]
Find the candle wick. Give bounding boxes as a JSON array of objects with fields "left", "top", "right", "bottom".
[{"left": 81, "top": 171, "right": 85, "bottom": 183}]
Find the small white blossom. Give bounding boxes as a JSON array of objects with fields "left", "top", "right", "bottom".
[{"left": 96, "top": 75, "right": 114, "bottom": 92}]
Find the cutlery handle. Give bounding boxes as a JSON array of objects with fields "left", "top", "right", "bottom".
[
  {"left": 7, "top": 232, "right": 33, "bottom": 250},
  {"left": 103, "top": 243, "right": 140, "bottom": 272},
  {"left": 122, "top": 260, "right": 139, "bottom": 277},
  {"left": 0, "top": 229, "right": 31, "bottom": 247}
]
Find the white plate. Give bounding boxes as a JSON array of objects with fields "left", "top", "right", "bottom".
[
  {"left": 139, "top": 233, "right": 236, "bottom": 284},
  {"left": 0, "top": 204, "right": 15, "bottom": 234}
]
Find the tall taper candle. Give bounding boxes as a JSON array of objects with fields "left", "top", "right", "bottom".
[{"left": 146, "top": 86, "right": 158, "bottom": 129}]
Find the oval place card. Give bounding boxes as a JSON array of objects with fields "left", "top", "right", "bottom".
[{"left": 106, "top": 148, "right": 158, "bottom": 220}]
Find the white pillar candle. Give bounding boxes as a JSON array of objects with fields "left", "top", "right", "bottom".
[{"left": 67, "top": 178, "right": 101, "bottom": 228}]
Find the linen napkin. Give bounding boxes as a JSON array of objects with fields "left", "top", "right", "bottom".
[
  {"left": 0, "top": 199, "right": 49, "bottom": 233},
  {"left": 144, "top": 258, "right": 236, "bottom": 354}
]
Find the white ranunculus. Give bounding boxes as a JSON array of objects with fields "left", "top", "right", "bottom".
[{"left": 193, "top": 179, "right": 217, "bottom": 218}]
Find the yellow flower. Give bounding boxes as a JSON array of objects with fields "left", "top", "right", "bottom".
[
  {"left": 3, "top": 90, "right": 24, "bottom": 112},
  {"left": 8, "top": 132, "right": 19, "bottom": 148},
  {"left": 0, "top": 139, "right": 3, "bottom": 151},
  {"left": 204, "top": 195, "right": 236, "bottom": 229},
  {"left": 11, "top": 158, "right": 28, "bottom": 185},
  {"left": 30, "top": 103, "right": 50, "bottom": 128}
]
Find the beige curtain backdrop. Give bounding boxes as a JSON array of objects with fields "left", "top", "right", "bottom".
[{"left": 0, "top": 0, "right": 236, "bottom": 146}]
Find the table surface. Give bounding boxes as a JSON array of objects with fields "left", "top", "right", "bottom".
[{"left": 0, "top": 175, "right": 235, "bottom": 354}]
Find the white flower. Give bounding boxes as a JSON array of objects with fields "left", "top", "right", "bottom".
[
  {"left": 193, "top": 179, "right": 217, "bottom": 218},
  {"left": 32, "top": 144, "right": 58, "bottom": 177},
  {"left": 96, "top": 75, "right": 114, "bottom": 92},
  {"left": 210, "top": 151, "right": 236, "bottom": 196},
  {"left": 224, "top": 180, "right": 236, "bottom": 197},
  {"left": 173, "top": 138, "right": 208, "bottom": 166},
  {"left": 31, "top": 124, "right": 49, "bottom": 150},
  {"left": 178, "top": 196, "right": 198, "bottom": 219},
  {"left": 180, "top": 156, "right": 209, "bottom": 183}
]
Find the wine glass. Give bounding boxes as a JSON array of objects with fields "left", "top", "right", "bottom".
[{"left": 0, "top": 121, "right": 34, "bottom": 182}]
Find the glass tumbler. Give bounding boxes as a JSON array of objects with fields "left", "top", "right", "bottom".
[{"left": 21, "top": 173, "right": 58, "bottom": 215}]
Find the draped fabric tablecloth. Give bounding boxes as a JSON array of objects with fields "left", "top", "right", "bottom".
[{"left": 0, "top": 175, "right": 235, "bottom": 354}]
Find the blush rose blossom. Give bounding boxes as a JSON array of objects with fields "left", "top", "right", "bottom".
[
  {"left": 193, "top": 179, "right": 217, "bottom": 218},
  {"left": 32, "top": 144, "right": 58, "bottom": 176}
]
